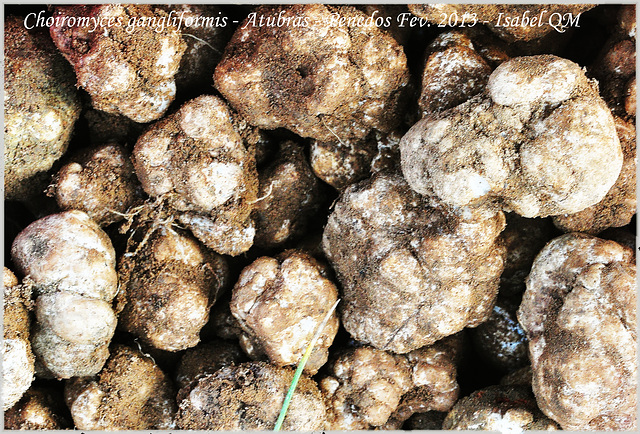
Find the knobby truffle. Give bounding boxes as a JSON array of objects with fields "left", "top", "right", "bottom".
[
  {"left": 132, "top": 95, "right": 258, "bottom": 256},
  {"left": 323, "top": 172, "right": 506, "bottom": 353},
  {"left": 215, "top": 4, "right": 410, "bottom": 142},
  {"left": 401, "top": 55, "right": 623, "bottom": 218},
  {"left": 11, "top": 211, "right": 118, "bottom": 379},
  {"left": 230, "top": 250, "right": 339, "bottom": 374},
  {"left": 118, "top": 226, "right": 229, "bottom": 352},
  {"left": 518, "top": 233, "right": 637, "bottom": 430},
  {"left": 50, "top": 4, "right": 186, "bottom": 123}
]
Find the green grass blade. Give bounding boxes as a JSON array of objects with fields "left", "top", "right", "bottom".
[{"left": 273, "top": 299, "right": 340, "bottom": 431}]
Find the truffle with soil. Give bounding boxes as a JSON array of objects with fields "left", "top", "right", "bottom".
[
  {"left": 132, "top": 94, "right": 258, "bottom": 256},
  {"left": 118, "top": 225, "right": 229, "bottom": 352},
  {"left": 323, "top": 172, "right": 506, "bottom": 353},
  {"left": 4, "top": 16, "right": 81, "bottom": 201},
  {"left": 518, "top": 233, "right": 637, "bottom": 430},
  {"left": 50, "top": 4, "right": 186, "bottom": 123}
]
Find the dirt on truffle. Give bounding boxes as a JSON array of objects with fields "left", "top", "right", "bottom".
[
  {"left": 323, "top": 171, "right": 506, "bottom": 353},
  {"left": 176, "top": 362, "right": 326, "bottom": 430},
  {"left": 4, "top": 16, "right": 81, "bottom": 201},
  {"left": 65, "top": 345, "right": 176, "bottom": 430},
  {"left": 4, "top": 386, "right": 72, "bottom": 430},
  {"left": 518, "top": 233, "right": 637, "bottom": 430}
]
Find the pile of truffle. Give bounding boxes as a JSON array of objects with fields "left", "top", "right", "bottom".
[{"left": 4, "top": 4, "right": 636, "bottom": 431}]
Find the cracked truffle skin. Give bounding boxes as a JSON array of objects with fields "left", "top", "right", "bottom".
[
  {"left": 118, "top": 226, "right": 229, "bottom": 352},
  {"left": 50, "top": 5, "right": 186, "bottom": 123},
  {"left": 518, "top": 233, "right": 637, "bottom": 430},
  {"left": 401, "top": 55, "right": 623, "bottom": 218},
  {"left": 133, "top": 95, "right": 258, "bottom": 256},
  {"left": 65, "top": 345, "right": 176, "bottom": 430},
  {"left": 552, "top": 117, "right": 636, "bottom": 234},
  {"left": 322, "top": 172, "right": 506, "bottom": 353},
  {"left": 4, "top": 16, "right": 81, "bottom": 201},
  {"left": 3, "top": 268, "right": 35, "bottom": 410},
  {"left": 253, "top": 141, "right": 323, "bottom": 248},
  {"left": 176, "top": 362, "right": 326, "bottom": 430},
  {"left": 11, "top": 211, "right": 118, "bottom": 379},
  {"left": 214, "top": 4, "right": 410, "bottom": 142},
  {"left": 230, "top": 250, "right": 339, "bottom": 374},
  {"left": 442, "top": 385, "right": 559, "bottom": 430},
  {"left": 54, "top": 143, "right": 143, "bottom": 226}
]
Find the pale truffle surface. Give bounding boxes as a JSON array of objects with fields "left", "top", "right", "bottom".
[
  {"left": 11, "top": 211, "right": 118, "bottom": 379},
  {"left": 230, "top": 250, "right": 339, "bottom": 374},
  {"left": 322, "top": 172, "right": 506, "bottom": 353},
  {"left": 133, "top": 95, "right": 258, "bottom": 256},
  {"left": 518, "top": 233, "right": 637, "bottom": 430},
  {"left": 50, "top": 4, "right": 185, "bottom": 123},
  {"left": 215, "top": 4, "right": 409, "bottom": 142},
  {"left": 401, "top": 55, "right": 622, "bottom": 218}
]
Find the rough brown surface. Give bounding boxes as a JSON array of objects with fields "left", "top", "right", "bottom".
[
  {"left": 253, "top": 141, "right": 323, "bottom": 248},
  {"left": 11, "top": 211, "right": 118, "bottom": 379},
  {"left": 442, "top": 385, "right": 560, "bottom": 430},
  {"left": 118, "top": 226, "right": 229, "bottom": 352},
  {"left": 53, "top": 143, "right": 143, "bottom": 226},
  {"left": 518, "top": 233, "right": 637, "bottom": 430},
  {"left": 176, "top": 362, "right": 326, "bottom": 430},
  {"left": 174, "top": 340, "right": 246, "bottom": 391},
  {"left": 215, "top": 4, "right": 410, "bottom": 142},
  {"left": 3, "top": 268, "right": 35, "bottom": 410},
  {"left": 408, "top": 4, "right": 594, "bottom": 42},
  {"left": 230, "top": 250, "right": 339, "bottom": 374},
  {"left": 65, "top": 345, "right": 176, "bottom": 430},
  {"left": 4, "top": 386, "right": 72, "bottom": 430},
  {"left": 4, "top": 16, "right": 81, "bottom": 201},
  {"left": 401, "top": 55, "right": 622, "bottom": 218},
  {"left": 133, "top": 94, "right": 258, "bottom": 256},
  {"left": 50, "top": 5, "right": 185, "bottom": 123},
  {"left": 310, "top": 130, "right": 402, "bottom": 191},
  {"left": 419, "top": 31, "right": 492, "bottom": 116},
  {"left": 323, "top": 172, "right": 505, "bottom": 353},
  {"left": 553, "top": 117, "right": 636, "bottom": 234}
]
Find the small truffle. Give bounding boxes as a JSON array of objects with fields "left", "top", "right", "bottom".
[
  {"left": 252, "top": 141, "right": 323, "bottom": 248},
  {"left": 53, "top": 143, "right": 143, "bottom": 226},
  {"left": 119, "top": 226, "right": 229, "bottom": 352},
  {"left": 174, "top": 340, "right": 246, "bottom": 391},
  {"left": 4, "top": 386, "right": 71, "bottom": 430},
  {"left": 50, "top": 4, "right": 186, "bottom": 123},
  {"left": 133, "top": 95, "right": 258, "bottom": 256},
  {"left": 215, "top": 4, "right": 410, "bottom": 142},
  {"left": 176, "top": 362, "right": 326, "bottom": 430},
  {"left": 11, "top": 211, "right": 118, "bottom": 379},
  {"left": 230, "top": 250, "right": 339, "bottom": 374},
  {"left": 323, "top": 172, "right": 506, "bottom": 353},
  {"left": 518, "top": 233, "right": 637, "bottom": 430},
  {"left": 65, "top": 345, "right": 176, "bottom": 430},
  {"left": 4, "top": 16, "right": 81, "bottom": 200}
]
